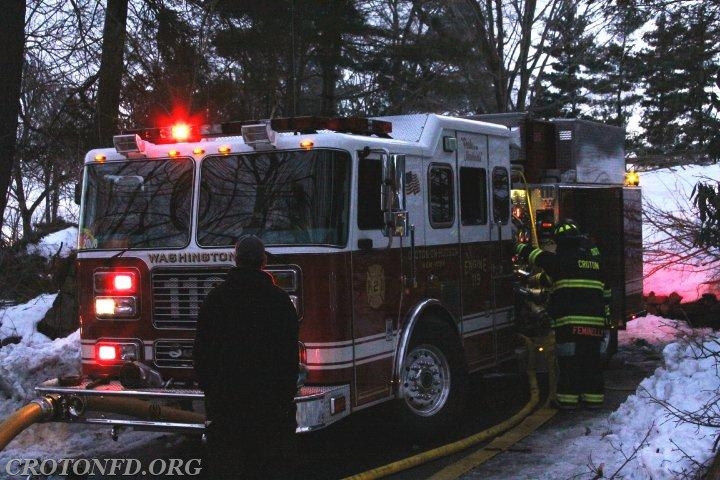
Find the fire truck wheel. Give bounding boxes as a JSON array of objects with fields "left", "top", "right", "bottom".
[{"left": 397, "top": 328, "right": 466, "bottom": 433}]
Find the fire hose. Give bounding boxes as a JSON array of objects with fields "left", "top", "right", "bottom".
[
  {"left": 344, "top": 333, "right": 557, "bottom": 480},
  {"left": 0, "top": 398, "right": 54, "bottom": 452},
  {"left": 0, "top": 395, "right": 204, "bottom": 453}
]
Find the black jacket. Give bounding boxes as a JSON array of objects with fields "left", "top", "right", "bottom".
[
  {"left": 518, "top": 241, "right": 606, "bottom": 330},
  {"left": 194, "top": 267, "right": 299, "bottom": 426}
]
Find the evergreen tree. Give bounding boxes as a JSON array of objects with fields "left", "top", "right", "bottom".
[
  {"left": 584, "top": 2, "right": 644, "bottom": 127},
  {"left": 532, "top": 0, "right": 595, "bottom": 118},
  {"left": 639, "top": 4, "right": 720, "bottom": 160}
]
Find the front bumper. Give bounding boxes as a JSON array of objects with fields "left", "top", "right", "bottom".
[{"left": 35, "top": 379, "right": 350, "bottom": 434}]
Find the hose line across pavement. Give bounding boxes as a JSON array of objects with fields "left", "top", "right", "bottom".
[{"left": 344, "top": 334, "right": 557, "bottom": 480}]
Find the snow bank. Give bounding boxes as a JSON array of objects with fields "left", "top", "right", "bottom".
[
  {"left": 479, "top": 315, "right": 719, "bottom": 479},
  {"left": 0, "top": 295, "right": 166, "bottom": 470},
  {"left": 619, "top": 314, "right": 697, "bottom": 348},
  {"left": 25, "top": 227, "right": 78, "bottom": 259},
  {"left": 641, "top": 165, "right": 720, "bottom": 301},
  {"left": 605, "top": 334, "right": 720, "bottom": 478}
]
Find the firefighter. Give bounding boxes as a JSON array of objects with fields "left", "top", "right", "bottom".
[
  {"left": 194, "top": 235, "right": 299, "bottom": 479},
  {"left": 516, "top": 219, "right": 606, "bottom": 409}
]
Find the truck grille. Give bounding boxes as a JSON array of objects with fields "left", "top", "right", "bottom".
[
  {"left": 152, "top": 268, "right": 229, "bottom": 329},
  {"left": 154, "top": 340, "right": 195, "bottom": 368}
]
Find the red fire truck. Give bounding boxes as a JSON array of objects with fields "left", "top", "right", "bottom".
[{"left": 36, "top": 113, "right": 641, "bottom": 435}]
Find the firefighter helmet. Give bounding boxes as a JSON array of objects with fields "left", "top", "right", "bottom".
[{"left": 553, "top": 219, "right": 581, "bottom": 240}]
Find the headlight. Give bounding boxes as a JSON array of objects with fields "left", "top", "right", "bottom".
[{"left": 95, "top": 296, "right": 138, "bottom": 319}]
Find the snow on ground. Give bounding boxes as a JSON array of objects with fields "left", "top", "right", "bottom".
[
  {"left": 641, "top": 165, "right": 720, "bottom": 301},
  {"left": 475, "top": 314, "right": 719, "bottom": 480},
  {"left": 0, "top": 296, "right": 169, "bottom": 475},
  {"left": 25, "top": 227, "right": 77, "bottom": 259}
]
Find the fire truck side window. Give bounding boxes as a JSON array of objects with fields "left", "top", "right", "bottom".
[
  {"left": 492, "top": 166, "right": 510, "bottom": 224},
  {"left": 357, "top": 158, "right": 383, "bottom": 230},
  {"left": 460, "top": 167, "right": 488, "bottom": 225},
  {"left": 428, "top": 163, "right": 454, "bottom": 228}
]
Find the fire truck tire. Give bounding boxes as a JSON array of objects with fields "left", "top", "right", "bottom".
[{"left": 397, "top": 323, "right": 466, "bottom": 434}]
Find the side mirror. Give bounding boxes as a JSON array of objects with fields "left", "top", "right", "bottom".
[
  {"left": 381, "top": 154, "right": 407, "bottom": 237},
  {"left": 74, "top": 182, "right": 82, "bottom": 206}
]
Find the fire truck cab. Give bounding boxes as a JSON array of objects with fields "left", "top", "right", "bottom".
[{"left": 36, "top": 113, "right": 638, "bottom": 435}]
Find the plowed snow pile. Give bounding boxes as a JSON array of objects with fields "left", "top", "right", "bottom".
[{"left": 0, "top": 295, "right": 169, "bottom": 471}]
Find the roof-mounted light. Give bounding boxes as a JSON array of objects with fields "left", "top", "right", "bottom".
[
  {"left": 171, "top": 123, "right": 191, "bottom": 142},
  {"left": 121, "top": 124, "right": 202, "bottom": 145},
  {"left": 241, "top": 122, "right": 276, "bottom": 150},
  {"left": 113, "top": 134, "right": 146, "bottom": 158}
]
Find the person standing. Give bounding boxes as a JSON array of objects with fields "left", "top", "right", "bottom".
[
  {"left": 194, "top": 235, "right": 299, "bottom": 478},
  {"left": 516, "top": 219, "right": 607, "bottom": 409}
]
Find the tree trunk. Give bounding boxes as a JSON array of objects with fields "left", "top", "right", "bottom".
[
  {"left": 12, "top": 163, "right": 32, "bottom": 236},
  {"left": 95, "top": 0, "right": 129, "bottom": 147},
  {"left": 319, "top": 30, "right": 342, "bottom": 116},
  {"left": 0, "top": 1, "right": 26, "bottom": 229}
]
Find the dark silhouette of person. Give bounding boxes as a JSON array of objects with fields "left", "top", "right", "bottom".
[{"left": 194, "top": 235, "right": 299, "bottom": 478}]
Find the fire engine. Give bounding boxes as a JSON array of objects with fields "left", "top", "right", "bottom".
[{"left": 35, "top": 113, "right": 641, "bottom": 435}]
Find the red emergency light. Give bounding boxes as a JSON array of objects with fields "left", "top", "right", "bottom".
[
  {"left": 94, "top": 271, "right": 137, "bottom": 294},
  {"left": 171, "top": 123, "right": 192, "bottom": 142},
  {"left": 122, "top": 124, "right": 202, "bottom": 144},
  {"left": 97, "top": 344, "right": 118, "bottom": 362}
]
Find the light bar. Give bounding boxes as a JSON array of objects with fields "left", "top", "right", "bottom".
[{"left": 270, "top": 116, "right": 393, "bottom": 136}]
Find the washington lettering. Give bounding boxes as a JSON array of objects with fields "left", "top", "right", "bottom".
[{"left": 149, "top": 252, "right": 235, "bottom": 264}]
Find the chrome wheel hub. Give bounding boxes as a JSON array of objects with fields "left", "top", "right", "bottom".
[{"left": 401, "top": 344, "right": 451, "bottom": 417}]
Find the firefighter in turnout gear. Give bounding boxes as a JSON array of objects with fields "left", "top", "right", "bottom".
[{"left": 516, "top": 219, "right": 607, "bottom": 409}]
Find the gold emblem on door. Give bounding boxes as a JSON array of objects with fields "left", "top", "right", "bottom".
[{"left": 366, "top": 264, "right": 385, "bottom": 308}]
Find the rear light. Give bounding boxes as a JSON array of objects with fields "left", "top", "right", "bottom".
[{"left": 95, "top": 341, "right": 140, "bottom": 365}]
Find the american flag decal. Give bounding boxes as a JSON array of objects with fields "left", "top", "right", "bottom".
[{"left": 405, "top": 171, "right": 421, "bottom": 195}]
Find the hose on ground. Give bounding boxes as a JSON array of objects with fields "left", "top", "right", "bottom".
[
  {"left": 344, "top": 334, "right": 550, "bottom": 480},
  {"left": 0, "top": 398, "right": 53, "bottom": 452}
]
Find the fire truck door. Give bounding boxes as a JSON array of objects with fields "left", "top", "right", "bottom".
[
  {"left": 487, "top": 135, "right": 515, "bottom": 365},
  {"left": 351, "top": 153, "right": 422, "bottom": 407},
  {"left": 454, "top": 130, "right": 496, "bottom": 371}
]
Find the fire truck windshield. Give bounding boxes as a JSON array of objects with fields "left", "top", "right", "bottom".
[
  {"left": 198, "top": 149, "right": 350, "bottom": 247},
  {"left": 79, "top": 159, "right": 193, "bottom": 250}
]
